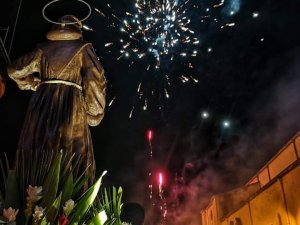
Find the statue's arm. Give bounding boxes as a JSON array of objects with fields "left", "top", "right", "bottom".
[
  {"left": 81, "top": 44, "right": 106, "bottom": 127},
  {"left": 7, "top": 49, "right": 42, "bottom": 91}
]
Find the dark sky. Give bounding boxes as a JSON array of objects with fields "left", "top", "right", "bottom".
[{"left": 1, "top": 0, "right": 300, "bottom": 224}]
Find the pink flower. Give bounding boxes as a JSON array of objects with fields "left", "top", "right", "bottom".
[
  {"left": 27, "top": 185, "right": 42, "bottom": 202},
  {"left": 58, "top": 214, "right": 68, "bottom": 225},
  {"left": 3, "top": 207, "right": 19, "bottom": 222},
  {"left": 25, "top": 185, "right": 43, "bottom": 217}
]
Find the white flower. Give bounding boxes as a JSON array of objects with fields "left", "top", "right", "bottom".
[
  {"left": 99, "top": 210, "right": 107, "bottom": 224},
  {"left": 32, "top": 206, "right": 44, "bottom": 220},
  {"left": 3, "top": 207, "right": 19, "bottom": 222},
  {"left": 63, "top": 199, "right": 75, "bottom": 216},
  {"left": 27, "top": 185, "right": 43, "bottom": 202}
]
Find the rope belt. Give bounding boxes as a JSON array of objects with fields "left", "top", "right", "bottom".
[{"left": 40, "top": 80, "right": 82, "bottom": 91}]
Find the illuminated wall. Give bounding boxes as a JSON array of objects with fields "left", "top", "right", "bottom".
[
  {"left": 201, "top": 132, "right": 300, "bottom": 225},
  {"left": 200, "top": 183, "right": 260, "bottom": 225}
]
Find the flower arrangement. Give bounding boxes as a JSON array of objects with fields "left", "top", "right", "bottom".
[{"left": 0, "top": 151, "right": 123, "bottom": 225}]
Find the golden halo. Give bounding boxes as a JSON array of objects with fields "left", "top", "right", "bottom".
[{"left": 42, "top": 0, "right": 91, "bottom": 25}]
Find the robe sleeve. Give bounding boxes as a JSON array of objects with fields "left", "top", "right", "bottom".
[
  {"left": 81, "top": 44, "right": 106, "bottom": 127},
  {"left": 7, "top": 48, "right": 42, "bottom": 91}
]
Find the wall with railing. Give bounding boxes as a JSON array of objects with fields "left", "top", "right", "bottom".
[
  {"left": 222, "top": 163, "right": 300, "bottom": 225},
  {"left": 247, "top": 132, "right": 300, "bottom": 188}
]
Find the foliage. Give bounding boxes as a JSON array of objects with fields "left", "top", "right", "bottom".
[{"left": 0, "top": 150, "right": 123, "bottom": 225}]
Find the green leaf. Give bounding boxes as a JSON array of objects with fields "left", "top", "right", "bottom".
[
  {"left": 72, "top": 164, "right": 92, "bottom": 196},
  {"left": 0, "top": 219, "right": 7, "bottom": 223},
  {"left": 87, "top": 210, "right": 107, "bottom": 225},
  {"left": 61, "top": 173, "right": 73, "bottom": 206},
  {"left": 72, "top": 175, "right": 90, "bottom": 197},
  {"left": 117, "top": 187, "right": 123, "bottom": 217},
  {"left": 103, "top": 188, "right": 111, "bottom": 218},
  {"left": 99, "top": 186, "right": 123, "bottom": 225},
  {"left": 45, "top": 192, "right": 62, "bottom": 223},
  {"left": 36, "top": 151, "right": 54, "bottom": 186},
  {"left": 68, "top": 171, "right": 107, "bottom": 224},
  {"left": 112, "top": 187, "right": 117, "bottom": 216},
  {"left": 4, "top": 153, "right": 9, "bottom": 174},
  {"left": 112, "top": 187, "right": 122, "bottom": 225},
  {"left": 40, "top": 217, "right": 49, "bottom": 225},
  {"left": 61, "top": 153, "right": 75, "bottom": 178},
  {"left": 4, "top": 170, "right": 19, "bottom": 209},
  {"left": 41, "top": 151, "right": 63, "bottom": 208},
  {"left": 0, "top": 160, "right": 7, "bottom": 189}
]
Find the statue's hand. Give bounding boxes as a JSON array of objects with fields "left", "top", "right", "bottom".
[
  {"left": 17, "top": 76, "right": 41, "bottom": 91},
  {"left": 31, "top": 77, "right": 41, "bottom": 91}
]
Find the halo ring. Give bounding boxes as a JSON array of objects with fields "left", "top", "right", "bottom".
[{"left": 42, "top": 0, "right": 91, "bottom": 25}]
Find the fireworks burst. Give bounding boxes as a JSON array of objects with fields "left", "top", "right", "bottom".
[
  {"left": 97, "top": 0, "right": 201, "bottom": 117},
  {"left": 117, "top": 0, "right": 199, "bottom": 70},
  {"left": 95, "top": 0, "right": 251, "bottom": 117}
]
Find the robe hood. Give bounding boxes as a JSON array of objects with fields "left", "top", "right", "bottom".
[{"left": 46, "top": 15, "right": 82, "bottom": 41}]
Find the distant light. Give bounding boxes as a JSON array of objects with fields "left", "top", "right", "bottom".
[
  {"left": 202, "top": 111, "right": 209, "bottom": 119},
  {"left": 252, "top": 12, "right": 259, "bottom": 18},
  {"left": 223, "top": 120, "right": 230, "bottom": 128},
  {"left": 125, "top": 52, "right": 129, "bottom": 57},
  {"left": 206, "top": 8, "right": 210, "bottom": 12},
  {"left": 260, "top": 38, "right": 264, "bottom": 42},
  {"left": 207, "top": 48, "right": 212, "bottom": 52},
  {"left": 230, "top": 11, "right": 235, "bottom": 16}
]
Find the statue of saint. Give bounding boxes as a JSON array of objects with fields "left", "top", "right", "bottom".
[{"left": 7, "top": 15, "right": 106, "bottom": 184}]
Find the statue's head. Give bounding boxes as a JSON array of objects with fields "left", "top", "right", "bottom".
[{"left": 46, "top": 15, "right": 82, "bottom": 40}]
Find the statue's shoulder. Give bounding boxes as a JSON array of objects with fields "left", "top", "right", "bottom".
[
  {"left": 36, "top": 40, "right": 92, "bottom": 62},
  {"left": 37, "top": 40, "right": 90, "bottom": 51}
]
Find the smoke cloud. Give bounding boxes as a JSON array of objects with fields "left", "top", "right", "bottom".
[{"left": 125, "top": 50, "right": 300, "bottom": 225}]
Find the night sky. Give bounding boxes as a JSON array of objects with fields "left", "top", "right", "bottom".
[{"left": 0, "top": 0, "right": 300, "bottom": 224}]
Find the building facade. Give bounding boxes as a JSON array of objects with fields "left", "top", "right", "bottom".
[{"left": 200, "top": 132, "right": 300, "bottom": 225}]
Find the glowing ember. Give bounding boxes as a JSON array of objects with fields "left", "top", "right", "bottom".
[
  {"left": 159, "top": 172, "right": 163, "bottom": 186},
  {"left": 147, "top": 129, "right": 154, "bottom": 142}
]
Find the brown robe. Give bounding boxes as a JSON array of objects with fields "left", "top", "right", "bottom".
[{"left": 8, "top": 39, "right": 106, "bottom": 185}]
